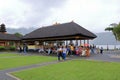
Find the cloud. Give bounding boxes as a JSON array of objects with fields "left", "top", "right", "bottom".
[
  {"left": 46, "top": 0, "right": 120, "bottom": 32},
  {"left": 0, "top": 0, "right": 66, "bottom": 28},
  {"left": 20, "top": 0, "right": 67, "bottom": 27},
  {"left": 0, "top": 0, "right": 31, "bottom": 28},
  {"left": 0, "top": 0, "right": 120, "bottom": 33}
]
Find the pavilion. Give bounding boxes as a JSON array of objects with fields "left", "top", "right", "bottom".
[
  {"left": 0, "top": 33, "right": 21, "bottom": 46},
  {"left": 22, "top": 22, "right": 97, "bottom": 48},
  {"left": 0, "top": 24, "right": 21, "bottom": 47}
]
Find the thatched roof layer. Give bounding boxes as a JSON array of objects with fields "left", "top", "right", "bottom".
[
  {"left": 23, "top": 22, "right": 97, "bottom": 41},
  {"left": 0, "top": 33, "right": 21, "bottom": 41}
]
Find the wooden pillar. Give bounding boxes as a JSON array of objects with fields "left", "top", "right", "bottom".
[
  {"left": 80, "top": 40, "right": 82, "bottom": 46},
  {"left": 66, "top": 40, "right": 68, "bottom": 46},
  {"left": 69, "top": 40, "right": 73, "bottom": 45},
  {"left": 87, "top": 40, "right": 89, "bottom": 44},
  {"left": 84, "top": 40, "right": 85, "bottom": 44},
  {"left": 75, "top": 40, "right": 78, "bottom": 46}
]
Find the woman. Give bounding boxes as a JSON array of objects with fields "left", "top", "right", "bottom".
[
  {"left": 86, "top": 46, "right": 90, "bottom": 57},
  {"left": 62, "top": 46, "right": 67, "bottom": 60},
  {"left": 78, "top": 46, "right": 83, "bottom": 56},
  {"left": 81, "top": 47, "right": 86, "bottom": 56},
  {"left": 57, "top": 46, "right": 63, "bottom": 61}
]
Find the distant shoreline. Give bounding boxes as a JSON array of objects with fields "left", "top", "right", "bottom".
[{"left": 96, "top": 45, "right": 120, "bottom": 49}]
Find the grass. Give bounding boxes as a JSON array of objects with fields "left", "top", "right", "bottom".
[
  {"left": 0, "top": 53, "right": 19, "bottom": 57},
  {"left": 13, "top": 60, "right": 120, "bottom": 80},
  {"left": 0, "top": 53, "right": 56, "bottom": 70}
]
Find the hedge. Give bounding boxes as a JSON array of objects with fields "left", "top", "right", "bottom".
[{"left": 0, "top": 46, "right": 16, "bottom": 51}]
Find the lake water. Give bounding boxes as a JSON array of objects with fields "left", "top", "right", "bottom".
[{"left": 96, "top": 45, "right": 120, "bottom": 49}]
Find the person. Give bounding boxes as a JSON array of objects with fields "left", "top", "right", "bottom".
[
  {"left": 23, "top": 43, "right": 28, "bottom": 54},
  {"left": 75, "top": 46, "right": 79, "bottom": 56},
  {"left": 57, "top": 46, "right": 63, "bottom": 61},
  {"left": 62, "top": 46, "right": 67, "bottom": 60},
  {"left": 81, "top": 47, "right": 86, "bottom": 56},
  {"left": 100, "top": 47, "right": 103, "bottom": 54},
  {"left": 86, "top": 46, "right": 90, "bottom": 57},
  {"left": 67, "top": 45, "right": 71, "bottom": 56},
  {"left": 38, "top": 46, "right": 44, "bottom": 53},
  {"left": 18, "top": 45, "right": 22, "bottom": 53},
  {"left": 78, "top": 46, "right": 83, "bottom": 56},
  {"left": 90, "top": 45, "right": 94, "bottom": 54},
  {"left": 96, "top": 47, "right": 100, "bottom": 54},
  {"left": 47, "top": 47, "right": 51, "bottom": 55},
  {"left": 70, "top": 45, "right": 74, "bottom": 55}
]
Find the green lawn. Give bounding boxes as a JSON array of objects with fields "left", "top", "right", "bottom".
[
  {"left": 13, "top": 60, "right": 120, "bottom": 80},
  {"left": 0, "top": 53, "right": 19, "bottom": 57},
  {"left": 0, "top": 53, "right": 56, "bottom": 70}
]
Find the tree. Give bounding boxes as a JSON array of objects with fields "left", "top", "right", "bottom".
[
  {"left": 0, "top": 23, "right": 7, "bottom": 32},
  {"left": 105, "top": 27, "right": 113, "bottom": 31},
  {"left": 14, "top": 32, "right": 23, "bottom": 37},
  {"left": 113, "top": 23, "right": 120, "bottom": 40},
  {"left": 105, "top": 23, "right": 118, "bottom": 40}
]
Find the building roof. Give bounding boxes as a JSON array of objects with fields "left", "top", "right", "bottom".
[
  {"left": 0, "top": 33, "right": 21, "bottom": 41},
  {"left": 23, "top": 22, "right": 97, "bottom": 41}
]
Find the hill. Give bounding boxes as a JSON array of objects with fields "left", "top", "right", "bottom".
[
  {"left": 90, "top": 32, "right": 120, "bottom": 45},
  {"left": 6, "top": 27, "right": 37, "bottom": 35},
  {"left": 6, "top": 27, "right": 120, "bottom": 45}
]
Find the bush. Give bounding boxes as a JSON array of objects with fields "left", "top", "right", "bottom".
[
  {"left": 0, "top": 46, "right": 6, "bottom": 51},
  {"left": 9, "top": 46, "right": 16, "bottom": 51}
]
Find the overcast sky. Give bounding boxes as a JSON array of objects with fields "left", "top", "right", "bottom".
[{"left": 0, "top": 0, "right": 120, "bottom": 33}]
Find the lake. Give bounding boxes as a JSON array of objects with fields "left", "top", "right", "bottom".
[{"left": 96, "top": 45, "right": 120, "bottom": 49}]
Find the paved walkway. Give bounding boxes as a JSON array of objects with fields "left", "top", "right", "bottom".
[
  {"left": 0, "top": 51, "right": 120, "bottom": 80},
  {"left": 87, "top": 51, "right": 120, "bottom": 62},
  {"left": 0, "top": 61, "right": 58, "bottom": 80}
]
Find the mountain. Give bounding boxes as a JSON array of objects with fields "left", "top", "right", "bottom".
[
  {"left": 90, "top": 32, "right": 120, "bottom": 45},
  {"left": 6, "top": 27, "right": 37, "bottom": 35},
  {"left": 6, "top": 27, "right": 120, "bottom": 45}
]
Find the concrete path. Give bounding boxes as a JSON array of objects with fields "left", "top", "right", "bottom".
[
  {"left": 87, "top": 51, "right": 120, "bottom": 62},
  {"left": 0, "top": 61, "right": 58, "bottom": 80},
  {"left": 0, "top": 51, "right": 120, "bottom": 80},
  {"left": 68, "top": 51, "right": 120, "bottom": 62}
]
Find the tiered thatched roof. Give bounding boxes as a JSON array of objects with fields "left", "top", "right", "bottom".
[{"left": 23, "top": 22, "right": 97, "bottom": 41}]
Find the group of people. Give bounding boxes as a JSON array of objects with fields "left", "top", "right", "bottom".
[
  {"left": 57, "top": 46, "right": 67, "bottom": 61},
  {"left": 56, "top": 45, "right": 91, "bottom": 61},
  {"left": 89, "top": 45, "right": 104, "bottom": 54},
  {"left": 17, "top": 43, "right": 104, "bottom": 60},
  {"left": 56, "top": 44, "right": 105, "bottom": 61},
  {"left": 18, "top": 43, "right": 28, "bottom": 54}
]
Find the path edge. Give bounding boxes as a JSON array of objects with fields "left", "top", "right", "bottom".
[{"left": 6, "top": 73, "right": 21, "bottom": 80}]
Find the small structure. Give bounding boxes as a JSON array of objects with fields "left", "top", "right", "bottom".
[
  {"left": 0, "top": 24, "right": 21, "bottom": 47},
  {"left": 0, "top": 33, "right": 21, "bottom": 46}
]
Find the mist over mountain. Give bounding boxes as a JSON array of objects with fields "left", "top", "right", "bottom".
[
  {"left": 6, "top": 27, "right": 37, "bottom": 35},
  {"left": 90, "top": 32, "right": 120, "bottom": 45}
]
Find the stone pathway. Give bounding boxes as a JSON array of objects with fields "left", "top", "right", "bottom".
[
  {"left": 86, "top": 53, "right": 120, "bottom": 62},
  {"left": 1, "top": 51, "right": 120, "bottom": 80},
  {"left": 0, "top": 61, "right": 58, "bottom": 80}
]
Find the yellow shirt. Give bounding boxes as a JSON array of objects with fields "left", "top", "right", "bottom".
[{"left": 70, "top": 46, "right": 74, "bottom": 51}]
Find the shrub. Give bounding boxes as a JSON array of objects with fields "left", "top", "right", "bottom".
[
  {"left": 0, "top": 46, "right": 6, "bottom": 51},
  {"left": 9, "top": 46, "right": 16, "bottom": 51}
]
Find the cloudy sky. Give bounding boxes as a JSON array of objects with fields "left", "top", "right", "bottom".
[{"left": 0, "top": 0, "right": 120, "bottom": 33}]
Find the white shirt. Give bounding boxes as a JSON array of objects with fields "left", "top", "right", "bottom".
[
  {"left": 63, "top": 48, "right": 67, "bottom": 53},
  {"left": 57, "top": 48, "right": 62, "bottom": 52}
]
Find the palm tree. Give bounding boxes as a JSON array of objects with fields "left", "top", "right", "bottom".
[
  {"left": 113, "top": 23, "right": 120, "bottom": 41},
  {"left": 105, "top": 27, "right": 113, "bottom": 31},
  {"left": 105, "top": 23, "right": 118, "bottom": 40}
]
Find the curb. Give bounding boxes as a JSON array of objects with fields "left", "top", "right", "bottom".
[{"left": 6, "top": 73, "right": 21, "bottom": 80}]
